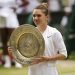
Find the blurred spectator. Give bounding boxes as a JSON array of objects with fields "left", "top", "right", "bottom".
[
  {"left": 16, "top": 0, "right": 40, "bottom": 25},
  {"left": 0, "top": 0, "right": 22, "bottom": 68},
  {"left": 60, "top": 0, "right": 75, "bottom": 57},
  {"left": 60, "top": 0, "right": 74, "bottom": 27},
  {"left": 16, "top": 0, "right": 29, "bottom": 14},
  {"left": 48, "top": 0, "right": 63, "bottom": 26},
  {"left": 48, "top": 0, "right": 61, "bottom": 12},
  {"left": 60, "top": 0, "right": 75, "bottom": 37}
]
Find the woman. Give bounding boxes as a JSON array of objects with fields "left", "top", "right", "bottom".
[
  {"left": 28, "top": 3, "right": 67, "bottom": 75},
  {"left": 8, "top": 3, "right": 67, "bottom": 75}
]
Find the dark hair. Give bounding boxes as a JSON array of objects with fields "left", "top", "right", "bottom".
[{"left": 35, "top": 3, "right": 48, "bottom": 16}]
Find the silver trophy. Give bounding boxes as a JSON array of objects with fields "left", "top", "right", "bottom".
[{"left": 8, "top": 24, "right": 45, "bottom": 65}]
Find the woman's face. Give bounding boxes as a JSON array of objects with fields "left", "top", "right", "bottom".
[{"left": 32, "top": 9, "right": 48, "bottom": 26}]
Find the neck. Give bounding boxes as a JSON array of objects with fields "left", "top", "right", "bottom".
[{"left": 37, "top": 24, "right": 47, "bottom": 32}]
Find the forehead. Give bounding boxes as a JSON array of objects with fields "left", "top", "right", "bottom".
[{"left": 33, "top": 9, "right": 44, "bottom": 15}]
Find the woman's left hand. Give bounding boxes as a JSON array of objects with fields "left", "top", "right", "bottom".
[{"left": 31, "top": 56, "right": 50, "bottom": 65}]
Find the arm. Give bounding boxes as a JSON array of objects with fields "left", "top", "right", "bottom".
[
  {"left": 31, "top": 53, "right": 66, "bottom": 64},
  {"left": 40, "top": 54, "right": 66, "bottom": 62},
  {"left": 42, "top": 30, "right": 67, "bottom": 61}
]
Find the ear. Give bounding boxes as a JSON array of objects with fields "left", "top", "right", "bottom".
[
  {"left": 46, "top": 15, "right": 49, "bottom": 19},
  {"left": 46, "top": 15, "right": 51, "bottom": 23},
  {"left": 46, "top": 15, "right": 49, "bottom": 21}
]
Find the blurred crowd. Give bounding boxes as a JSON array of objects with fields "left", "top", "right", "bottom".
[{"left": 0, "top": 0, "right": 75, "bottom": 68}]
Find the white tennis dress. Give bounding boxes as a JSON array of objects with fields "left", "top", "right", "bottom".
[
  {"left": 28, "top": 25, "right": 67, "bottom": 75},
  {"left": 0, "top": 0, "right": 19, "bottom": 28}
]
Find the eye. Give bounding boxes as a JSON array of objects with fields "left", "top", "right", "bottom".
[
  {"left": 33, "top": 15, "right": 36, "bottom": 17},
  {"left": 37, "top": 15, "right": 41, "bottom": 17}
]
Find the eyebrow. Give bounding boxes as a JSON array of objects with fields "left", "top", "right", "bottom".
[{"left": 33, "top": 14, "right": 42, "bottom": 17}]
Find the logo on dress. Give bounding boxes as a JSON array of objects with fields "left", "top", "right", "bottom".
[{"left": 47, "top": 36, "right": 51, "bottom": 38}]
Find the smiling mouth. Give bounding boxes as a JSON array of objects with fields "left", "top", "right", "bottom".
[
  {"left": 35, "top": 22, "right": 39, "bottom": 24},
  {"left": 34, "top": 21, "right": 38, "bottom": 24}
]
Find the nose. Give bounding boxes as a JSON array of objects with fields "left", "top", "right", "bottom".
[{"left": 34, "top": 16, "right": 38, "bottom": 20}]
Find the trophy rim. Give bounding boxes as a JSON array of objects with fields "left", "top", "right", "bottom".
[{"left": 8, "top": 24, "right": 45, "bottom": 65}]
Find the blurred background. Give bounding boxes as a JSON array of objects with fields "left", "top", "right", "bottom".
[{"left": 0, "top": 0, "right": 75, "bottom": 75}]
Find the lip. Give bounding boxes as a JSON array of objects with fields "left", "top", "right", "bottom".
[{"left": 34, "top": 20, "right": 39, "bottom": 24}]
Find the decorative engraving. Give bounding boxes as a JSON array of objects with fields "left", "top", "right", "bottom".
[{"left": 9, "top": 24, "right": 45, "bottom": 65}]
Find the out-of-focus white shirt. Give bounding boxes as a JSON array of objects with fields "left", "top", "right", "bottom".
[
  {"left": 0, "top": 0, "right": 19, "bottom": 28},
  {"left": 0, "top": 0, "right": 18, "bottom": 8},
  {"left": 48, "top": 0, "right": 61, "bottom": 12},
  {"left": 16, "top": 0, "right": 40, "bottom": 14}
]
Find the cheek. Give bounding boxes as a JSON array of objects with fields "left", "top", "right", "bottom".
[{"left": 41, "top": 17, "right": 46, "bottom": 22}]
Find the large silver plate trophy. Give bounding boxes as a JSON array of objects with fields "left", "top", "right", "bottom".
[{"left": 8, "top": 24, "right": 45, "bottom": 65}]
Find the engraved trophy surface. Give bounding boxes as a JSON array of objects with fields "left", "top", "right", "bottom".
[{"left": 8, "top": 24, "right": 45, "bottom": 65}]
